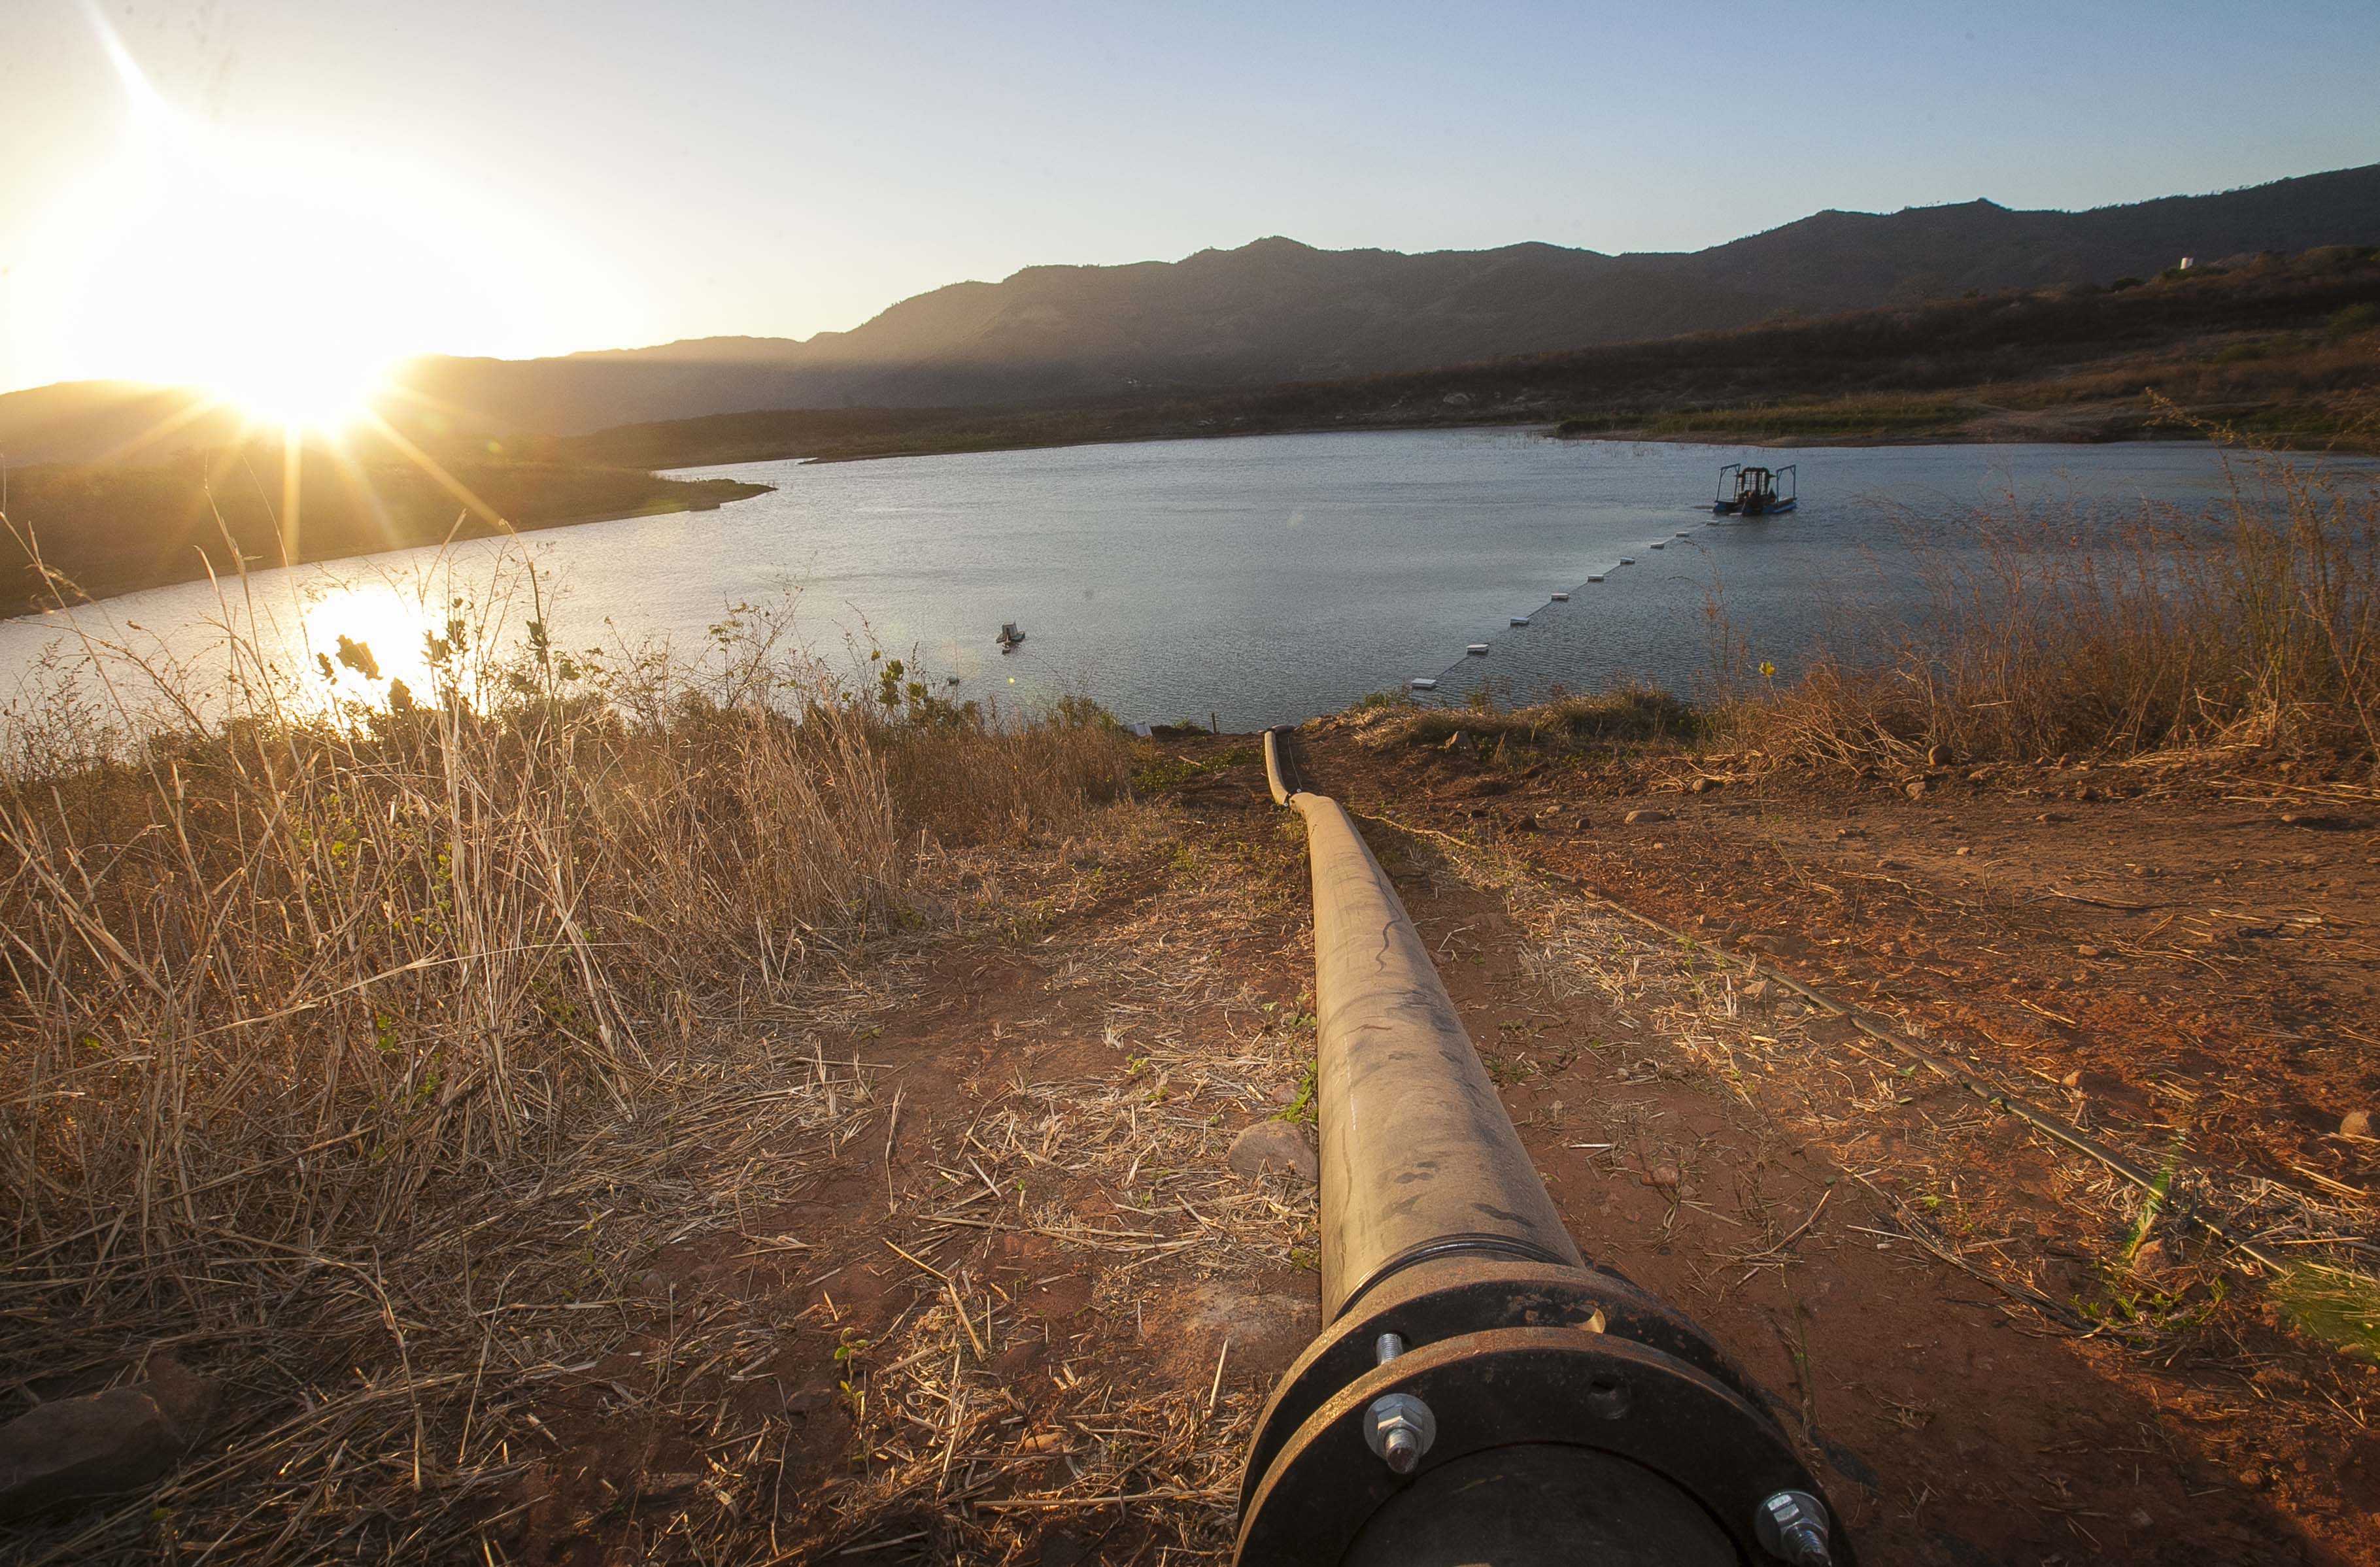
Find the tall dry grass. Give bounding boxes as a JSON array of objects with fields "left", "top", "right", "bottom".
[
  {"left": 1738, "top": 451, "right": 2380, "bottom": 771},
  {"left": 0, "top": 554, "right": 1132, "bottom": 1559}
]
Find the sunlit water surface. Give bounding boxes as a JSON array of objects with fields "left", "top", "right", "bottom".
[{"left": 5, "top": 430, "right": 2372, "bottom": 737}]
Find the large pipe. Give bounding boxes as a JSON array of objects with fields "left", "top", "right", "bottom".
[
  {"left": 1297, "top": 786, "right": 1584, "bottom": 1319},
  {"left": 1238, "top": 728, "right": 1849, "bottom": 1567}
]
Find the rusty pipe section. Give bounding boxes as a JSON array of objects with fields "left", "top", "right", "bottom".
[{"left": 1241, "top": 728, "right": 1848, "bottom": 1567}]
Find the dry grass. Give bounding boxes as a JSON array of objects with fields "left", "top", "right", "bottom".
[
  {"left": 0, "top": 548, "right": 1134, "bottom": 1560},
  {"left": 780, "top": 792, "right": 1318, "bottom": 1560},
  {"left": 1737, "top": 448, "right": 2380, "bottom": 771},
  {"left": 1346, "top": 686, "right": 1701, "bottom": 754}
]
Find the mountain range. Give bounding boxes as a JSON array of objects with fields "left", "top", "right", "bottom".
[{"left": 5, "top": 161, "right": 2377, "bottom": 465}]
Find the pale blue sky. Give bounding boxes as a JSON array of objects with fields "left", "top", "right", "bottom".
[{"left": 4, "top": 0, "right": 2375, "bottom": 392}]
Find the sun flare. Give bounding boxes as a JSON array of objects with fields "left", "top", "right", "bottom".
[
  {"left": 62, "top": 131, "right": 416, "bottom": 435},
  {"left": 16, "top": 10, "right": 608, "bottom": 433}
]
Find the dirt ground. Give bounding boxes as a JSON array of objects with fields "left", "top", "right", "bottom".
[{"left": 471, "top": 724, "right": 2376, "bottom": 1566}]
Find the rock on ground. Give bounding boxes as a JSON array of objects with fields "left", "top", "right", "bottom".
[
  {"left": 0, "top": 1358, "right": 220, "bottom": 1521},
  {"left": 1227, "top": 1119, "right": 1318, "bottom": 1184}
]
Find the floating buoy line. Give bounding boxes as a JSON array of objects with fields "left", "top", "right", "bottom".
[{"left": 1409, "top": 511, "right": 1732, "bottom": 701}]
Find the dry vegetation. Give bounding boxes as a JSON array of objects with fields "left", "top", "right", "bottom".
[
  {"left": 1744, "top": 448, "right": 2379, "bottom": 772},
  {"left": 0, "top": 556, "right": 1134, "bottom": 1560}
]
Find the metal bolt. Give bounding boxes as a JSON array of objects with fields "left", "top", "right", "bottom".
[
  {"left": 1754, "top": 1490, "right": 1833, "bottom": 1566},
  {"left": 1363, "top": 1392, "right": 1436, "bottom": 1475},
  {"left": 1374, "top": 1332, "right": 1405, "bottom": 1364}
]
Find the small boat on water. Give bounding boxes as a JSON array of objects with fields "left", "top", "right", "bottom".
[
  {"left": 1714, "top": 463, "right": 1798, "bottom": 516},
  {"left": 995, "top": 622, "right": 1026, "bottom": 652}
]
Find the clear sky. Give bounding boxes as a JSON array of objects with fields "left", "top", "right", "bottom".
[{"left": 3, "top": 0, "right": 2375, "bottom": 401}]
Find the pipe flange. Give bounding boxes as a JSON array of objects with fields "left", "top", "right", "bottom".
[
  {"left": 1238, "top": 1256, "right": 1771, "bottom": 1517},
  {"left": 1234, "top": 1326, "right": 1847, "bottom": 1567}
]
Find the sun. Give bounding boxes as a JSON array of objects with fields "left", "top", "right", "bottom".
[
  {"left": 22, "top": 9, "right": 601, "bottom": 435},
  {"left": 61, "top": 127, "right": 411, "bottom": 434},
  {"left": 203, "top": 333, "right": 387, "bottom": 437}
]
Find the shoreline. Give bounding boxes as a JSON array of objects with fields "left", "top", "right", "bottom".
[
  {"left": 705, "top": 413, "right": 2276, "bottom": 474},
  {"left": 0, "top": 482, "right": 773, "bottom": 624},
  {"left": 679, "top": 403, "right": 2374, "bottom": 475}
]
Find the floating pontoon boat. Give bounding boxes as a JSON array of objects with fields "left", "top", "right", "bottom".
[
  {"left": 1713, "top": 463, "right": 1798, "bottom": 516},
  {"left": 995, "top": 622, "right": 1026, "bottom": 652}
]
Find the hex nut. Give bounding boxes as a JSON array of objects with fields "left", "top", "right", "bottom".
[
  {"left": 1362, "top": 1392, "right": 1436, "bottom": 1475},
  {"left": 1754, "top": 1489, "right": 1833, "bottom": 1564}
]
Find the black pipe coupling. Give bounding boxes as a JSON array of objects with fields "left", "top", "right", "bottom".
[{"left": 1232, "top": 1254, "right": 1846, "bottom": 1565}]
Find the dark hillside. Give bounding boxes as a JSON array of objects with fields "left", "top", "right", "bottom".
[
  {"left": 8, "top": 163, "right": 2377, "bottom": 463},
  {"left": 551, "top": 246, "right": 2380, "bottom": 469},
  {"left": 393, "top": 161, "right": 2380, "bottom": 433}
]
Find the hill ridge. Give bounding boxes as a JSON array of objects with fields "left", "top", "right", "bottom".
[{"left": 5, "top": 161, "right": 2377, "bottom": 462}]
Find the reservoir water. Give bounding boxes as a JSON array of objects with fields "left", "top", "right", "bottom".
[{"left": 3, "top": 430, "right": 2369, "bottom": 734}]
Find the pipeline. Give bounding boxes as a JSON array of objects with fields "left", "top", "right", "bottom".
[{"left": 1236, "top": 728, "right": 1850, "bottom": 1566}]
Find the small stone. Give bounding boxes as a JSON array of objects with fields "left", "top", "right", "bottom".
[
  {"left": 1743, "top": 979, "right": 1775, "bottom": 1002},
  {"left": 1926, "top": 744, "right": 1947, "bottom": 766},
  {"left": 1624, "top": 809, "right": 1671, "bottom": 825},
  {"left": 2128, "top": 1239, "right": 2175, "bottom": 1279},
  {"left": 2075, "top": 945, "right": 2103, "bottom": 958},
  {"left": 2128, "top": 1508, "right": 2153, "bottom": 1528},
  {"left": 2061, "top": 1070, "right": 2085, "bottom": 1090},
  {"left": 2341, "top": 1109, "right": 2375, "bottom": 1139},
  {"left": 0, "top": 1360, "right": 220, "bottom": 1521},
  {"left": 1640, "top": 1161, "right": 1682, "bottom": 1190},
  {"left": 1227, "top": 1120, "right": 1318, "bottom": 1184},
  {"left": 1904, "top": 779, "right": 1927, "bottom": 799},
  {"left": 1954, "top": 845, "right": 1972, "bottom": 856}
]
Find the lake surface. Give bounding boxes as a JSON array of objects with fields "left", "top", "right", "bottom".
[{"left": 5, "top": 430, "right": 2370, "bottom": 735}]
